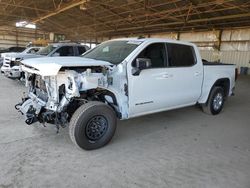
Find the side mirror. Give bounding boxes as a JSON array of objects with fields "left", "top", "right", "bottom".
[
  {"left": 52, "top": 52, "right": 60, "bottom": 57},
  {"left": 132, "top": 58, "right": 151, "bottom": 76}
]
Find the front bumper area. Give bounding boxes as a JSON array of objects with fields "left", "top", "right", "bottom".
[
  {"left": 16, "top": 93, "right": 69, "bottom": 129},
  {"left": 0, "top": 58, "right": 3, "bottom": 67},
  {"left": 1, "top": 65, "right": 10, "bottom": 74},
  {"left": 8, "top": 66, "right": 21, "bottom": 78},
  {"left": 1, "top": 65, "right": 21, "bottom": 78},
  {"left": 16, "top": 93, "right": 46, "bottom": 124}
]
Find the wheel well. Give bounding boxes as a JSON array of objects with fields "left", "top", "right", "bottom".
[
  {"left": 97, "top": 90, "right": 118, "bottom": 106},
  {"left": 95, "top": 90, "right": 121, "bottom": 118},
  {"left": 212, "top": 78, "right": 230, "bottom": 97}
]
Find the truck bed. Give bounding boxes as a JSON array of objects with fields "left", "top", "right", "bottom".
[
  {"left": 203, "top": 61, "right": 234, "bottom": 66},
  {"left": 198, "top": 61, "right": 236, "bottom": 104}
]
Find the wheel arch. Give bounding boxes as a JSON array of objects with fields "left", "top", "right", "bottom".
[
  {"left": 212, "top": 78, "right": 230, "bottom": 97},
  {"left": 96, "top": 89, "right": 123, "bottom": 118},
  {"left": 205, "top": 78, "right": 230, "bottom": 104},
  {"left": 199, "top": 77, "right": 230, "bottom": 104}
]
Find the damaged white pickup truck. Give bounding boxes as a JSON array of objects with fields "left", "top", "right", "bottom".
[{"left": 16, "top": 38, "right": 237, "bottom": 150}]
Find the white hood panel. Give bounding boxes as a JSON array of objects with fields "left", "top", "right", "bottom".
[
  {"left": 13, "top": 53, "right": 43, "bottom": 59},
  {"left": 21, "top": 57, "right": 112, "bottom": 76}
]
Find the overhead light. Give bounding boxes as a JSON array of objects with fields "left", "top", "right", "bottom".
[
  {"left": 80, "top": 3, "right": 87, "bottom": 10},
  {"left": 16, "top": 21, "right": 36, "bottom": 29}
]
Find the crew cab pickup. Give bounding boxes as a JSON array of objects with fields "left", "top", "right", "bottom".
[
  {"left": 16, "top": 38, "right": 237, "bottom": 150},
  {"left": 1, "top": 43, "right": 89, "bottom": 79},
  {"left": 0, "top": 46, "right": 26, "bottom": 67},
  {"left": 1, "top": 47, "right": 42, "bottom": 76}
]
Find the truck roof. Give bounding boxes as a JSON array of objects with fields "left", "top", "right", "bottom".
[
  {"left": 49, "top": 43, "right": 86, "bottom": 48},
  {"left": 110, "top": 37, "right": 195, "bottom": 46}
]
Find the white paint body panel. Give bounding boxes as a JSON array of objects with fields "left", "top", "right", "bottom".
[
  {"left": 198, "top": 65, "right": 236, "bottom": 103},
  {"left": 126, "top": 40, "right": 204, "bottom": 118}
]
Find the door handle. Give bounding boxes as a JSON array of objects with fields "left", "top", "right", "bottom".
[
  {"left": 162, "top": 73, "right": 173, "bottom": 78},
  {"left": 162, "top": 74, "right": 169, "bottom": 78},
  {"left": 194, "top": 72, "right": 201, "bottom": 76}
]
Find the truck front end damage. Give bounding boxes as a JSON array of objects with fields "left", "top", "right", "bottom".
[
  {"left": 16, "top": 61, "right": 120, "bottom": 131},
  {"left": 16, "top": 73, "right": 70, "bottom": 126}
]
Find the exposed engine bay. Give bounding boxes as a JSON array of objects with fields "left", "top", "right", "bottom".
[{"left": 16, "top": 64, "right": 128, "bottom": 132}]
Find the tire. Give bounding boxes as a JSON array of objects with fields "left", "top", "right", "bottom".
[
  {"left": 69, "top": 101, "right": 117, "bottom": 150},
  {"left": 202, "top": 86, "right": 225, "bottom": 115}
]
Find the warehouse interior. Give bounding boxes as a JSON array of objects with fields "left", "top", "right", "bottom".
[
  {"left": 0, "top": 0, "right": 250, "bottom": 187},
  {"left": 0, "top": 0, "right": 250, "bottom": 70}
]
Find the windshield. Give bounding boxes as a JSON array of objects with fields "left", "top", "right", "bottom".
[
  {"left": 22, "top": 48, "right": 35, "bottom": 54},
  {"left": 37, "top": 45, "right": 56, "bottom": 56},
  {"left": 82, "top": 40, "right": 141, "bottom": 64}
]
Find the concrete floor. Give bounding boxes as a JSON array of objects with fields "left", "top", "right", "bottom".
[{"left": 0, "top": 74, "right": 249, "bottom": 188}]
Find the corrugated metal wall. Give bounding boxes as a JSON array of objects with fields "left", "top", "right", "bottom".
[
  {"left": 149, "top": 28, "right": 250, "bottom": 70},
  {"left": 0, "top": 26, "right": 49, "bottom": 48},
  {"left": 200, "top": 51, "right": 250, "bottom": 68}
]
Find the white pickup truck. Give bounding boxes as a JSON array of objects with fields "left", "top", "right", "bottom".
[
  {"left": 1, "top": 47, "right": 42, "bottom": 77},
  {"left": 1, "top": 43, "right": 89, "bottom": 79},
  {"left": 16, "top": 38, "right": 237, "bottom": 150}
]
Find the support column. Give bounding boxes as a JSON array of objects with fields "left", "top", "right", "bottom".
[{"left": 15, "top": 28, "right": 19, "bottom": 46}]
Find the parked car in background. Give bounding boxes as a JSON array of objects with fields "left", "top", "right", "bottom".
[
  {"left": 0, "top": 46, "right": 26, "bottom": 67},
  {"left": 1, "top": 43, "right": 89, "bottom": 79},
  {"left": 1, "top": 47, "right": 42, "bottom": 77},
  {"left": 16, "top": 38, "right": 237, "bottom": 150},
  {"left": 0, "top": 46, "right": 25, "bottom": 54}
]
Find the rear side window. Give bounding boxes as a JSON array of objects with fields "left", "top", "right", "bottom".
[
  {"left": 55, "top": 46, "right": 74, "bottom": 56},
  {"left": 167, "top": 43, "right": 196, "bottom": 67},
  {"left": 78, "top": 46, "right": 86, "bottom": 55}
]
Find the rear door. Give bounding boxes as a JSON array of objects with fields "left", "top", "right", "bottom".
[
  {"left": 54, "top": 46, "right": 75, "bottom": 56},
  {"left": 77, "top": 46, "right": 87, "bottom": 55},
  {"left": 163, "top": 43, "right": 203, "bottom": 107}
]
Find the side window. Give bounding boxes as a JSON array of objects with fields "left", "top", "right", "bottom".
[
  {"left": 133, "top": 43, "right": 166, "bottom": 68},
  {"left": 167, "top": 43, "right": 196, "bottom": 67},
  {"left": 33, "top": 48, "right": 40, "bottom": 53},
  {"left": 28, "top": 48, "right": 40, "bottom": 54},
  {"left": 55, "top": 46, "right": 74, "bottom": 56},
  {"left": 78, "top": 46, "right": 86, "bottom": 55}
]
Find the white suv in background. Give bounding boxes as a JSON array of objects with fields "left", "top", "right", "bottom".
[
  {"left": 1, "top": 43, "right": 89, "bottom": 79},
  {"left": 1, "top": 46, "right": 42, "bottom": 77}
]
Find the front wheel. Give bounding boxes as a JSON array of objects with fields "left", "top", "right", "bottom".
[
  {"left": 69, "top": 101, "right": 117, "bottom": 150},
  {"left": 202, "top": 86, "right": 225, "bottom": 115}
]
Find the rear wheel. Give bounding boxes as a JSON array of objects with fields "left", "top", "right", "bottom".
[
  {"left": 69, "top": 101, "right": 117, "bottom": 150},
  {"left": 202, "top": 86, "right": 225, "bottom": 115}
]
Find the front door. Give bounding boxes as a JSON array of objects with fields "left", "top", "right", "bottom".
[{"left": 128, "top": 43, "right": 169, "bottom": 117}]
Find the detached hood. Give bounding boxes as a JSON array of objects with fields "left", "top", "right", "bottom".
[{"left": 21, "top": 57, "right": 112, "bottom": 76}]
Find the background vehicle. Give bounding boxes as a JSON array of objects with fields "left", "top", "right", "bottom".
[
  {"left": 1, "top": 43, "right": 89, "bottom": 79},
  {"left": 1, "top": 47, "right": 42, "bottom": 77},
  {"left": 0, "top": 46, "right": 25, "bottom": 54},
  {"left": 16, "top": 38, "right": 237, "bottom": 150},
  {"left": 0, "top": 46, "right": 26, "bottom": 67}
]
